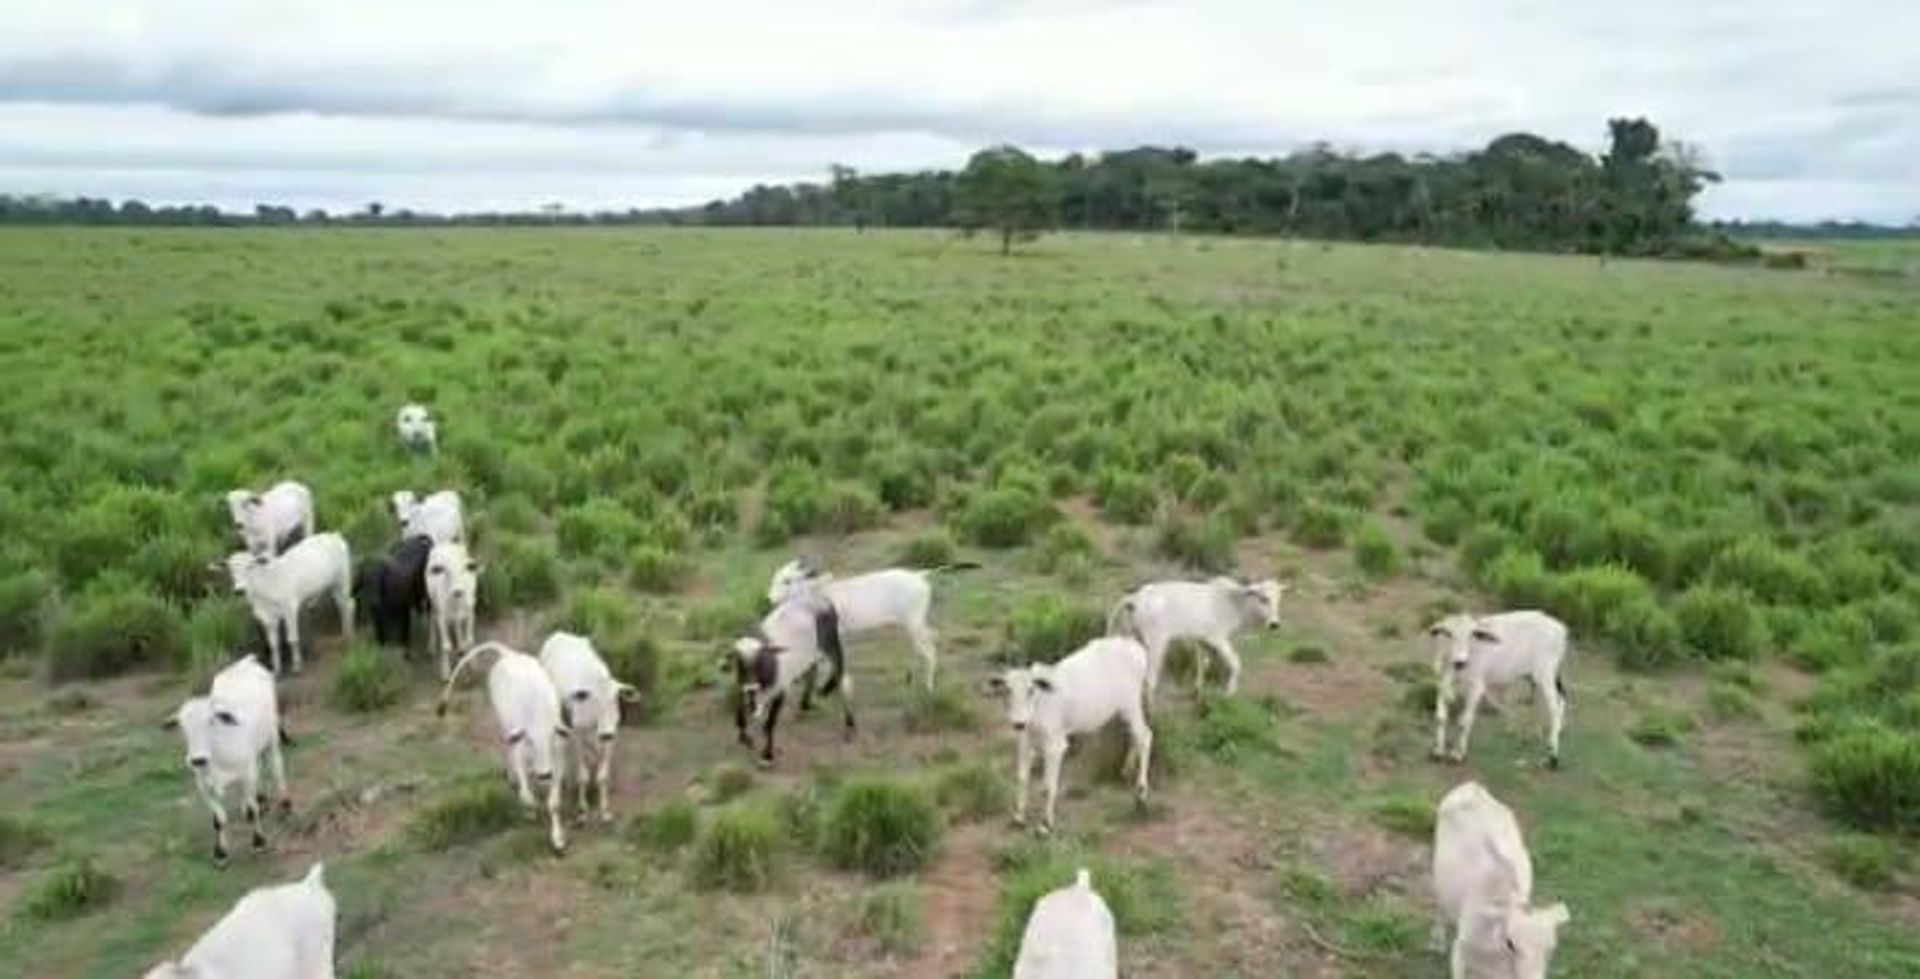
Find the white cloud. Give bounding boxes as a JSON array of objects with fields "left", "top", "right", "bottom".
[{"left": 1, "top": 0, "right": 1915, "bottom": 220}]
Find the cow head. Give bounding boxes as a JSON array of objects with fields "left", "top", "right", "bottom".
[
  {"left": 766, "top": 556, "right": 829, "bottom": 608},
  {"left": 1429, "top": 614, "right": 1497, "bottom": 672},
  {"left": 223, "top": 551, "right": 267, "bottom": 597},
  {"left": 165, "top": 696, "right": 245, "bottom": 774},
  {"left": 390, "top": 490, "right": 419, "bottom": 527},
  {"left": 987, "top": 665, "right": 1056, "bottom": 733},
  {"left": 1235, "top": 578, "right": 1288, "bottom": 630}
]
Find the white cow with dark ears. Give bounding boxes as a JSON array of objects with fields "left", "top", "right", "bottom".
[
  {"left": 1107, "top": 576, "right": 1286, "bottom": 702},
  {"left": 765, "top": 555, "right": 978, "bottom": 690},
  {"left": 222, "top": 532, "right": 354, "bottom": 675},
  {"left": 989, "top": 636, "right": 1153, "bottom": 834},
  {"left": 438, "top": 641, "right": 571, "bottom": 853},
  {"left": 1433, "top": 781, "right": 1571, "bottom": 978},
  {"left": 1430, "top": 611, "right": 1570, "bottom": 768},
  {"left": 539, "top": 631, "right": 641, "bottom": 824},
  {"left": 224, "top": 481, "right": 315, "bottom": 558},
  {"left": 396, "top": 402, "right": 437, "bottom": 454},
  {"left": 164, "top": 656, "right": 291, "bottom": 865}
]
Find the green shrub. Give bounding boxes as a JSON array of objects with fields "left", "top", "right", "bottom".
[
  {"left": 960, "top": 487, "right": 1056, "bottom": 548},
  {"left": 0, "top": 570, "right": 50, "bottom": 656},
  {"left": 628, "top": 800, "right": 699, "bottom": 853},
  {"left": 1288, "top": 643, "right": 1329, "bottom": 664},
  {"left": 858, "top": 884, "right": 926, "bottom": 958},
  {"left": 1610, "top": 597, "right": 1684, "bottom": 671},
  {"left": 1095, "top": 470, "right": 1155, "bottom": 525},
  {"left": 683, "top": 590, "right": 762, "bottom": 641},
  {"left": 1629, "top": 706, "right": 1698, "bottom": 747},
  {"left": 600, "top": 634, "right": 662, "bottom": 716},
  {"left": 1459, "top": 525, "right": 1516, "bottom": 577},
  {"left": 1483, "top": 549, "right": 1553, "bottom": 609},
  {"left": 1824, "top": 833, "right": 1905, "bottom": 891},
  {"left": 628, "top": 544, "right": 692, "bottom": 594},
  {"left": 0, "top": 813, "right": 50, "bottom": 870},
  {"left": 1291, "top": 501, "right": 1349, "bottom": 549},
  {"left": 1676, "top": 585, "right": 1765, "bottom": 660},
  {"left": 411, "top": 778, "right": 523, "bottom": 850},
  {"left": 1003, "top": 594, "right": 1106, "bottom": 664},
  {"left": 557, "top": 587, "right": 636, "bottom": 643},
  {"left": 1594, "top": 509, "right": 1669, "bottom": 581},
  {"left": 1353, "top": 520, "right": 1401, "bottom": 577},
  {"left": 821, "top": 777, "right": 941, "bottom": 878},
  {"left": 485, "top": 536, "right": 560, "bottom": 611},
  {"left": 18, "top": 857, "right": 118, "bottom": 922},
  {"left": 332, "top": 642, "right": 406, "bottom": 713},
  {"left": 1862, "top": 596, "right": 1918, "bottom": 644},
  {"left": 1811, "top": 726, "right": 1920, "bottom": 833},
  {"left": 821, "top": 482, "right": 885, "bottom": 534},
  {"left": 693, "top": 803, "right": 783, "bottom": 891},
  {"left": 1034, "top": 523, "right": 1096, "bottom": 573},
  {"left": 898, "top": 531, "right": 958, "bottom": 568},
  {"left": 1153, "top": 514, "right": 1235, "bottom": 573},
  {"left": 1370, "top": 793, "right": 1436, "bottom": 839},
  {"left": 556, "top": 498, "right": 644, "bottom": 563},
  {"left": 758, "top": 464, "right": 829, "bottom": 544},
  {"left": 1707, "top": 683, "right": 1762, "bottom": 722},
  {"left": 933, "top": 762, "right": 1011, "bottom": 823},
  {"left": 1707, "top": 537, "right": 1829, "bottom": 607},
  {"left": 1192, "top": 695, "right": 1287, "bottom": 763},
  {"left": 48, "top": 577, "right": 187, "bottom": 681},
  {"left": 1421, "top": 500, "right": 1471, "bottom": 546},
  {"left": 706, "top": 763, "right": 757, "bottom": 805},
  {"left": 130, "top": 533, "right": 208, "bottom": 607},
  {"left": 1549, "top": 564, "right": 1655, "bottom": 636}
]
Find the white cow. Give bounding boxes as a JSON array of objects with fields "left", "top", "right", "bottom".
[
  {"left": 224, "top": 481, "right": 315, "bottom": 558},
  {"left": 1108, "top": 576, "right": 1286, "bottom": 702},
  {"left": 1013, "top": 867, "right": 1119, "bottom": 979},
  {"left": 390, "top": 489, "right": 464, "bottom": 545},
  {"left": 765, "top": 557, "right": 977, "bottom": 689},
  {"left": 1430, "top": 611, "right": 1570, "bottom": 768},
  {"left": 731, "top": 593, "right": 856, "bottom": 765},
  {"left": 990, "top": 636, "right": 1153, "bottom": 833},
  {"left": 425, "top": 541, "right": 480, "bottom": 678},
  {"left": 143, "top": 862, "right": 336, "bottom": 979},
  {"left": 539, "top": 631, "right": 640, "bottom": 823},
  {"left": 438, "top": 641, "right": 570, "bottom": 853},
  {"left": 223, "top": 533, "right": 354, "bottom": 675},
  {"left": 1433, "top": 782, "right": 1570, "bottom": 979},
  {"left": 396, "top": 403, "right": 437, "bottom": 455},
  {"left": 164, "top": 656, "right": 289, "bottom": 864}
]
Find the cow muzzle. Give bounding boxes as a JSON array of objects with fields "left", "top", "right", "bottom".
[{"left": 188, "top": 756, "right": 210, "bottom": 769}]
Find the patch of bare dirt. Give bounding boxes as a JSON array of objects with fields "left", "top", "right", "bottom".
[
  {"left": 1626, "top": 900, "right": 1723, "bottom": 954},
  {"left": 900, "top": 824, "right": 999, "bottom": 979}
]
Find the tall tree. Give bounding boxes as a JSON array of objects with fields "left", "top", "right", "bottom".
[{"left": 955, "top": 145, "right": 1057, "bottom": 255}]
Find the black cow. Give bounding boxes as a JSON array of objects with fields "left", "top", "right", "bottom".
[{"left": 354, "top": 535, "right": 434, "bottom": 647}]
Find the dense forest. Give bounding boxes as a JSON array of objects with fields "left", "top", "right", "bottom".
[{"left": 4, "top": 117, "right": 1903, "bottom": 255}]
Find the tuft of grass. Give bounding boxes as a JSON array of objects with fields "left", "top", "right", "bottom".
[
  {"left": 857, "top": 884, "right": 927, "bottom": 958},
  {"left": 331, "top": 641, "right": 407, "bottom": 713},
  {"left": 1824, "top": 833, "right": 1906, "bottom": 891},
  {"left": 692, "top": 803, "right": 783, "bottom": 892},
  {"left": 1353, "top": 519, "right": 1401, "bottom": 577},
  {"left": 1676, "top": 585, "right": 1765, "bottom": 661},
  {"left": 705, "top": 763, "right": 757, "bottom": 805},
  {"left": 628, "top": 544, "right": 693, "bottom": 594},
  {"left": 1152, "top": 514, "right": 1235, "bottom": 573},
  {"left": 1288, "top": 643, "right": 1329, "bottom": 664},
  {"left": 821, "top": 777, "right": 941, "bottom": 878},
  {"left": 1192, "top": 695, "right": 1289, "bottom": 763},
  {"left": 1002, "top": 594, "right": 1106, "bottom": 665},
  {"left": 959, "top": 486, "right": 1056, "bottom": 548},
  {"left": 1811, "top": 726, "right": 1920, "bottom": 833},
  {"left": 0, "top": 569, "right": 50, "bottom": 656},
  {"left": 901, "top": 683, "right": 981, "bottom": 733},
  {"left": 47, "top": 575, "right": 187, "bottom": 681},
  {"left": 0, "top": 813, "right": 51, "bottom": 870},
  {"left": 411, "top": 778, "right": 523, "bottom": 851},
  {"left": 1629, "top": 705, "right": 1699, "bottom": 747},
  {"left": 628, "top": 800, "right": 699, "bottom": 854},
  {"left": 1370, "top": 793, "right": 1436, "bottom": 839},
  {"left": 1291, "top": 501, "right": 1350, "bottom": 549},
  {"left": 18, "top": 857, "right": 119, "bottom": 922},
  {"left": 1707, "top": 683, "right": 1763, "bottom": 722},
  {"left": 933, "top": 762, "right": 1012, "bottom": 824},
  {"left": 898, "top": 530, "right": 958, "bottom": 568}
]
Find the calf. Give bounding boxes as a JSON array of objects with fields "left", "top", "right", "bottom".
[
  {"left": 1432, "top": 781, "right": 1570, "bottom": 979},
  {"left": 730, "top": 595, "right": 853, "bottom": 766},
  {"left": 766, "top": 557, "right": 978, "bottom": 689},
  {"left": 1108, "top": 576, "right": 1286, "bottom": 702},
  {"left": 396, "top": 402, "right": 437, "bottom": 454},
  {"left": 143, "top": 862, "right": 335, "bottom": 979},
  {"left": 425, "top": 541, "right": 480, "bottom": 678},
  {"left": 1013, "top": 867, "right": 1119, "bottom": 979},
  {"left": 164, "top": 656, "right": 290, "bottom": 864},
  {"left": 353, "top": 535, "right": 433, "bottom": 650},
  {"left": 1430, "top": 610, "right": 1570, "bottom": 768},
  {"left": 224, "top": 532, "right": 354, "bottom": 675},
  {"left": 224, "top": 481, "right": 315, "bottom": 558},
  {"left": 539, "top": 631, "right": 640, "bottom": 823},
  {"left": 390, "top": 488, "right": 465, "bottom": 545},
  {"left": 989, "top": 636, "right": 1153, "bottom": 833},
  {"left": 438, "top": 641, "right": 570, "bottom": 853}
]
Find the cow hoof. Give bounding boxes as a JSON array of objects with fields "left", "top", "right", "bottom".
[
  {"left": 1037, "top": 823, "right": 1054, "bottom": 837},
  {"left": 599, "top": 811, "right": 615, "bottom": 825},
  {"left": 755, "top": 755, "right": 775, "bottom": 770},
  {"left": 1545, "top": 755, "right": 1562, "bottom": 771},
  {"left": 213, "top": 849, "right": 229, "bottom": 867},
  {"left": 252, "top": 835, "right": 268, "bottom": 852}
]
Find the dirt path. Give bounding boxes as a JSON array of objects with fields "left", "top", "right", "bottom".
[{"left": 901, "top": 824, "right": 1001, "bottom": 979}]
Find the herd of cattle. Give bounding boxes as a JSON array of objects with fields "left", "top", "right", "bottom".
[{"left": 141, "top": 403, "right": 1577, "bottom": 978}]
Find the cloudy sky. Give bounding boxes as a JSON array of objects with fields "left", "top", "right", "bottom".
[{"left": 3, "top": 0, "right": 1915, "bottom": 221}]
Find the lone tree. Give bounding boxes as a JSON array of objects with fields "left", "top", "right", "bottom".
[{"left": 956, "top": 145, "right": 1056, "bottom": 255}]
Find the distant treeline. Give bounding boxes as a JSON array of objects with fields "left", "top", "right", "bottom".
[
  {"left": 3, "top": 117, "right": 1909, "bottom": 256},
  {"left": 1712, "top": 219, "right": 1920, "bottom": 240}
]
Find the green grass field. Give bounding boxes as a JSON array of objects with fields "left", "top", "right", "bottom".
[{"left": 2, "top": 228, "right": 1918, "bottom": 977}]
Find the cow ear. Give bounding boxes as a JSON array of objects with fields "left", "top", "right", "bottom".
[
  {"left": 1470, "top": 628, "right": 1499, "bottom": 643},
  {"left": 428, "top": 566, "right": 446, "bottom": 576},
  {"left": 984, "top": 676, "right": 1009, "bottom": 695},
  {"left": 469, "top": 562, "right": 483, "bottom": 575},
  {"left": 1032, "top": 676, "right": 1055, "bottom": 692},
  {"left": 213, "top": 709, "right": 240, "bottom": 727},
  {"left": 1428, "top": 625, "right": 1449, "bottom": 638},
  {"left": 616, "top": 683, "right": 642, "bottom": 703},
  {"left": 570, "top": 689, "right": 592, "bottom": 702},
  {"left": 161, "top": 714, "right": 181, "bottom": 730},
  {"left": 553, "top": 726, "right": 571, "bottom": 740}
]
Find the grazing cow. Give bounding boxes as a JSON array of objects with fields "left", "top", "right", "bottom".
[
  {"left": 1107, "top": 576, "right": 1286, "bottom": 702},
  {"left": 1433, "top": 782, "right": 1570, "bottom": 979},
  {"left": 223, "top": 533, "right": 354, "bottom": 675},
  {"left": 438, "top": 641, "right": 570, "bottom": 853},
  {"left": 142, "top": 862, "right": 335, "bottom": 979},
  {"left": 1013, "top": 867, "right": 1119, "bottom": 979},
  {"left": 989, "top": 636, "right": 1153, "bottom": 834},
  {"left": 224, "top": 481, "right": 315, "bottom": 558},
  {"left": 353, "top": 535, "right": 433, "bottom": 649},
  {"left": 396, "top": 403, "right": 437, "bottom": 455},
  {"left": 1430, "top": 611, "right": 1570, "bottom": 768},
  {"left": 766, "top": 557, "right": 978, "bottom": 690},
  {"left": 539, "top": 631, "right": 640, "bottom": 823},
  {"left": 390, "top": 489, "right": 464, "bottom": 545},
  {"left": 730, "top": 595, "right": 853, "bottom": 766},
  {"left": 425, "top": 541, "right": 480, "bottom": 678},
  {"left": 164, "top": 656, "right": 290, "bottom": 864}
]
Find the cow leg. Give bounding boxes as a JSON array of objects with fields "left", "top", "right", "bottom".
[
  {"left": 1432, "top": 674, "right": 1454, "bottom": 760},
  {"left": 1213, "top": 639, "right": 1244, "bottom": 696},
  {"left": 1142, "top": 636, "right": 1168, "bottom": 710},
  {"left": 336, "top": 578, "right": 354, "bottom": 643},
  {"left": 1193, "top": 640, "right": 1210, "bottom": 693},
  {"left": 1012, "top": 734, "right": 1034, "bottom": 827},
  {"left": 261, "top": 614, "right": 284, "bottom": 676},
  {"left": 242, "top": 770, "right": 267, "bottom": 851},
  {"left": 1040, "top": 736, "right": 1068, "bottom": 834},
  {"left": 1125, "top": 708, "right": 1154, "bottom": 802},
  {"left": 596, "top": 732, "right": 617, "bottom": 823},
  {"left": 759, "top": 692, "right": 785, "bottom": 766},
  {"left": 1541, "top": 672, "right": 1567, "bottom": 769},
  {"left": 284, "top": 614, "right": 304, "bottom": 674},
  {"left": 839, "top": 673, "right": 858, "bottom": 742},
  {"left": 197, "top": 780, "right": 231, "bottom": 864},
  {"left": 541, "top": 769, "right": 567, "bottom": 854},
  {"left": 507, "top": 742, "right": 535, "bottom": 807},
  {"left": 797, "top": 664, "right": 818, "bottom": 714},
  {"left": 1450, "top": 682, "right": 1486, "bottom": 763},
  {"left": 906, "top": 620, "right": 939, "bottom": 690},
  {"left": 269, "top": 738, "right": 291, "bottom": 811},
  {"left": 1449, "top": 935, "right": 1469, "bottom": 979}
]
